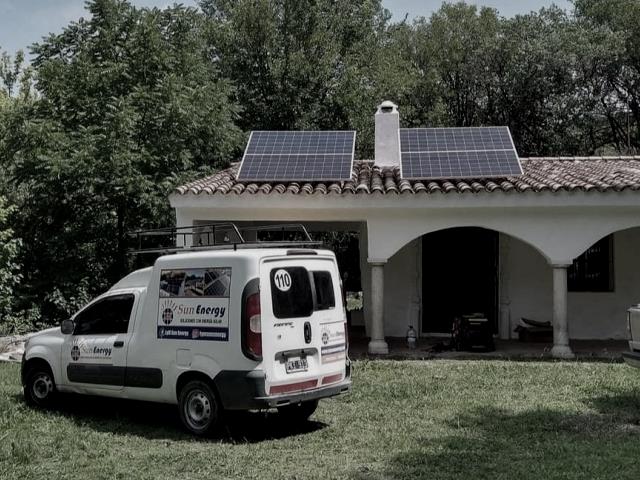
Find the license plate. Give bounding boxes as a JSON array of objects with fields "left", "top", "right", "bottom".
[{"left": 285, "top": 357, "right": 308, "bottom": 373}]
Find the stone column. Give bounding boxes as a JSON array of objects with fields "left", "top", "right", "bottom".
[
  {"left": 551, "top": 264, "right": 575, "bottom": 359},
  {"left": 368, "top": 262, "right": 389, "bottom": 354},
  {"left": 359, "top": 224, "right": 372, "bottom": 336}
]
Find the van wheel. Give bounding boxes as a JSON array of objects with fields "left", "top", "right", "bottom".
[
  {"left": 178, "top": 380, "right": 219, "bottom": 436},
  {"left": 277, "top": 399, "right": 318, "bottom": 423},
  {"left": 24, "top": 366, "right": 57, "bottom": 408}
]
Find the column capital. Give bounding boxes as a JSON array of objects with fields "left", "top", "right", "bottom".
[
  {"left": 550, "top": 263, "right": 572, "bottom": 269},
  {"left": 367, "top": 258, "right": 387, "bottom": 266}
]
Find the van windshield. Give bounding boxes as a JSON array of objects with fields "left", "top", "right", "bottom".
[{"left": 270, "top": 267, "right": 336, "bottom": 318}]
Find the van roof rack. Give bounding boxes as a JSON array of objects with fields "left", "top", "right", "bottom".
[{"left": 128, "top": 223, "right": 323, "bottom": 255}]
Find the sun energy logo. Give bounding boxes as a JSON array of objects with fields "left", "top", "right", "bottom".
[
  {"left": 71, "top": 345, "right": 80, "bottom": 361},
  {"left": 161, "top": 299, "right": 177, "bottom": 325}
]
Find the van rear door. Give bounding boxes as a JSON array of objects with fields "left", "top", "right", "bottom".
[{"left": 260, "top": 255, "right": 347, "bottom": 397}]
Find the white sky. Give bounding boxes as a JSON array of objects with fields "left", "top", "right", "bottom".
[{"left": 0, "top": 0, "right": 573, "bottom": 57}]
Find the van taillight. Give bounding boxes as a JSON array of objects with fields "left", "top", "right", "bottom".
[
  {"left": 344, "top": 322, "right": 349, "bottom": 349},
  {"left": 246, "top": 292, "right": 262, "bottom": 358}
]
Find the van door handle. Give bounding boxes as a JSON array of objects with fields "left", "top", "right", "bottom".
[
  {"left": 304, "top": 322, "right": 312, "bottom": 344},
  {"left": 114, "top": 341, "right": 124, "bottom": 348}
]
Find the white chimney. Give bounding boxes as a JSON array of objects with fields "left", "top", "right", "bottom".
[{"left": 375, "top": 100, "right": 400, "bottom": 167}]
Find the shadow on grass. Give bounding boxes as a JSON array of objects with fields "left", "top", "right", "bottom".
[
  {"left": 13, "top": 393, "right": 326, "bottom": 443},
  {"left": 353, "top": 398, "right": 640, "bottom": 480},
  {"left": 585, "top": 389, "right": 640, "bottom": 421}
]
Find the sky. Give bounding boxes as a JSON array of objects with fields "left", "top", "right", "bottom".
[{"left": 0, "top": 0, "right": 573, "bottom": 57}]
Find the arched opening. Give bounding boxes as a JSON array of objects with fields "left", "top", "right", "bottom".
[
  {"left": 421, "top": 227, "right": 499, "bottom": 335},
  {"left": 378, "top": 225, "right": 554, "bottom": 343},
  {"left": 564, "top": 227, "right": 640, "bottom": 340}
]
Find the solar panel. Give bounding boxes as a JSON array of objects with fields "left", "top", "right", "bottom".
[
  {"left": 236, "top": 131, "right": 356, "bottom": 181},
  {"left": 399, "top": 127, "right": 522, "bottom": 179}
]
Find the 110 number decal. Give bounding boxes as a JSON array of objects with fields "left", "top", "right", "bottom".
[{"left": 274, "top": 269, "right": 292, "bottom": 292}]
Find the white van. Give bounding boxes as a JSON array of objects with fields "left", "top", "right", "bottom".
[{"left": 21, "top": 247, "right": 351, "bottom": 435}]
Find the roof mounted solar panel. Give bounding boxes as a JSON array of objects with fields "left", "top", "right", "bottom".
[
  {"left": 399, "top": 127, "right": 522, "bottom": 180},
  {"left": 236, "top": 131, "right": 356, "bottom": 182}
]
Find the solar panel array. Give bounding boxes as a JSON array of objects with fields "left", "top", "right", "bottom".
[
  {"left": 399, "top": 127, "right": 522, "bottom": 179},
  {"left": 236, "top": 131, "right": 356, "bottom": 182}
]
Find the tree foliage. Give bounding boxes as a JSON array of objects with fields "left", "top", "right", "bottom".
[
  {"left": 200, "top": 0, "right": 410, "bottom": 155},
  {"left": 0, "top": 198, "right": 20, "bottom": 324},
  {"left": 1, "top": 0, "right": 241, "bottom": 325}
]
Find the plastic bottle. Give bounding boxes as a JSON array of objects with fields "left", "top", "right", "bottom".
[{"left": 406, "top": 325, "right": 417, "bottom": 349}]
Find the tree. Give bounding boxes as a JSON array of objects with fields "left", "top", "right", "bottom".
[
  {"left": 200, "top": 0, "right": 412, "bottom": 157},
  {"left": 0, "top": 197, "right": 21, "bottom": 330},
  {"left": 1, "top": 0, "right": 242, "bottom": 323},
  {"left": 489, "top": 7, "right": 583, "bottom": 156},
  {"left": 410, "top": 3, "right": 501, "bottom": 128},
  {"left": 574, "top": 0, "right": 640, "bottom": 153},
  {"left": 0, "top": 49, "right": 33, "bottom": 101},
  {"left": 384, "top": 2, "right": 638, "bottom": 156}
]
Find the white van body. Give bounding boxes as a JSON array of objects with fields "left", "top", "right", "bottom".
[{"left": 21, "top": 248, "right": 351, "bottom": 433}]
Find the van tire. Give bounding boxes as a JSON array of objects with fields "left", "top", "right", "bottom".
[
  {"left": 178, "top": 380, "right": 220, "bottom": 436},
  {"left": 24, "top": 364, "right": 57, "bottom": 408},
  {"left": 277, "top": 399, "right": 318, "bottom": 423}
]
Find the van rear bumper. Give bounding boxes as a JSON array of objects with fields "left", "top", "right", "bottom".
[
  {"left": 254, "top": 378, "right": 351, "bottom": 408},
  {"left": 214, "top": 361, "right": 351, "bottom": 410},
  {"left": 623, "top": 351, "right": 640, "bottom": 369}
]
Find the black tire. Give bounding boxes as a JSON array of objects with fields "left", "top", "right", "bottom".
[
  {"left": 277, "top": 399, "right": 319, "bottom": 423},
  {"left": 178, "top": 380, "right": 220, "bottom": 436},
  {"left": 24, "top": 364, "right": 57, "bottom": 408}
]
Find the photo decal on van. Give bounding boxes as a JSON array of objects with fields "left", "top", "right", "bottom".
[{"left": 157, "top": 268, "right": 231, "bottom": 341}]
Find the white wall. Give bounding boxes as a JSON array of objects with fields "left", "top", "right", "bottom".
[
  {"left": 380, "top": 229, "right": 640, "bottom": 340},
  {"left": 502, "top": 229, "right": 640, "bottom": 340}
]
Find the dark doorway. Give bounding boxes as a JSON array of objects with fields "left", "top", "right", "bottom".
[{"left": 422, "top": 227, "right": 499, "bottom": 334}]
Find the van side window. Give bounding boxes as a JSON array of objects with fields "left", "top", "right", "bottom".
[
  {"left": 270, "top": 267, "right": 313, "bottom": 319},
  {"left": 74, "top": 294, "right": 135, "bottom": 335},
  {"left": 312, "top": 271, "right": 335, "bottom": 311}
]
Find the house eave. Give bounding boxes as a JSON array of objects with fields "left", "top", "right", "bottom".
[{"left": 169, "top": 189, "right": 640, "bottom": 211}]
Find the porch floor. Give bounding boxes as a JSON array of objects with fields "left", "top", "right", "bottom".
[{"left": 347, "top": 335, "right": 628, "bottom": 361}]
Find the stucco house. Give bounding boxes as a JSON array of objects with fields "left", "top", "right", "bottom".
[{"left": 170, "top": 102, "right": 640, "bottom": 358}]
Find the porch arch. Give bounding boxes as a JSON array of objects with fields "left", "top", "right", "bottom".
[
  {"left": 366, "top": 209, "right": 640, "bottom": 266},
  {"left": 571, "top": 223, "right": 640, "bottom": 260}
]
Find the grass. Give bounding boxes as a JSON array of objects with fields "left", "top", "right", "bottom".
[{"left": 1, "top": 360, "right": 640, "bottom": 480}]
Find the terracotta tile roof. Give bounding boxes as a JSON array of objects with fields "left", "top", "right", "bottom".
[{"left": 175, "top": 156, "right": 640, "bottom": 196}]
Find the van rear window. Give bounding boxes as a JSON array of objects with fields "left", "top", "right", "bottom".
[
  {"left": 270, "top": 268, "right": 336, "bottom": 318},
  {"left": 313, "top": 271, "right": 335, "bottom": 311},
  {"left": 271, "top": 267, "right": 313, "bottom": 319}
]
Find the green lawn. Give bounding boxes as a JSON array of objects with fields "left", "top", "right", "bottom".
[{"left": 1, "top": 360, "right": 640, "bottom": 480}]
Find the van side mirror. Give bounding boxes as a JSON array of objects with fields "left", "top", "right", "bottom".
[{"left": 61, "top": 319, "right": 75, "bottom": 335}]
